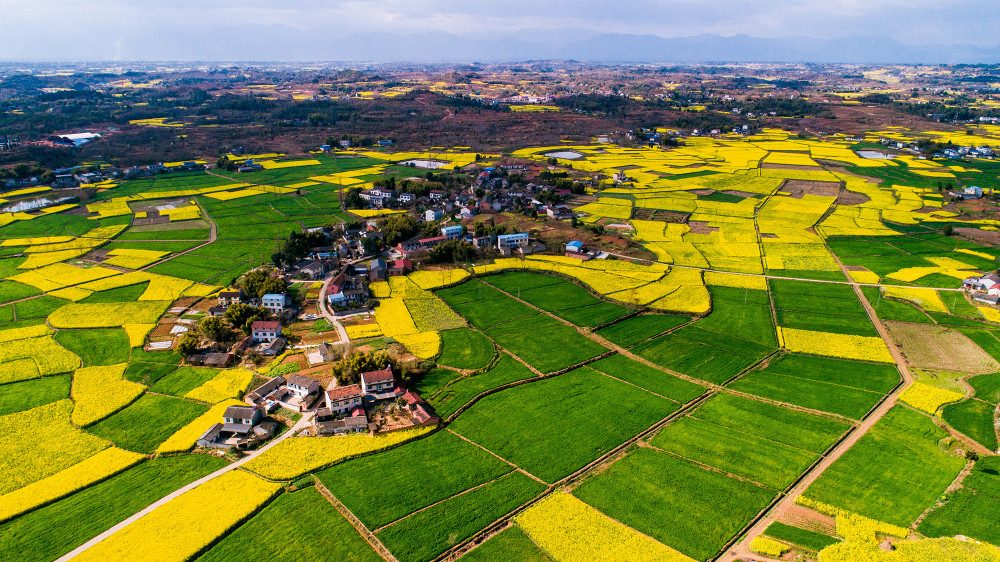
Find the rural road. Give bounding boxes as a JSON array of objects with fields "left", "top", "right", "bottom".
[
  {"left": 57, "top": 412, "right": 314, "bottom": 562},
  {"left": 719, "top": 256, "right": 916, "bottom": 561}
]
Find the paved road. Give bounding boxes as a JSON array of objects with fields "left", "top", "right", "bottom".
[
  {"left": 58, "top": 412, "right": 314, "bottom": 562},
  {"left": 317, "top": 273, "right": 350, "bottom": 345}
]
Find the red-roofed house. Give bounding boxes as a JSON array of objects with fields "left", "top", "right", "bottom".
[
  {"left": 361, "top": 368, "right": 396, "bottom": 394},
  {"left": 326, "top": 384, "right": 364, "bottom": 414},
  {"left": 388, "top": 259, "right": 412, "bottom": 276},
  {"left": 251, "top": 320, "right": 282, "bottom": 343}
]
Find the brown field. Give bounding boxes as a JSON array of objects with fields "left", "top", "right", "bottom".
[{"left": 884, "top": 321, "right": 1000, "bottom": 374}]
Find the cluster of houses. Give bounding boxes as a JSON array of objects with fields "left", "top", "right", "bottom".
[
  {"left": 355, "top": 166, "right": 579, "bottom": 220},
  {"left": 963, "top": 272, "right": 1000, "bottom": 305},
  {"left": 395, "top": 224, "right": 533, "bottom": 258},
  {"left": 195, "top": 365, "right": 439, "bottom": 449},
  {"left": 189, "top": 289, "right": 294, "bottom": 362}
]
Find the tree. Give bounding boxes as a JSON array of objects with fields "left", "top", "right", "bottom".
[
  {"left": 176, "top": 333, "right": 200, "bottom": 357},
  {"left": 241, "top": 269, "right": 288, "bottom": 299},
  {"left": 270, "top": 251, "right": 286, "bottom": 268},
  {"left": 200, "top": 316, "right": 229, "bottom": 342},
  {"left": 331, "top": 350, "right": 395, "bottom": 386},
  {"left": 224, "top": 303, "right": 270, "bottom": 335},
  {"left": 942, "top": 223, "right": 954, "bottom": 236}
]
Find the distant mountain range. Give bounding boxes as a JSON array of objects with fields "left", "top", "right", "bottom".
[{"left": 4, "top": 26, "right": 1000, "bottom": 64}]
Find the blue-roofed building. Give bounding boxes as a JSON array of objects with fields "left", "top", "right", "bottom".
[
  {"left": 441, "top": 225, "right": 464, "bottom": 240},
  {"left": 566, "top": 241, "right": 584, "bottom": 253},
  {"left": 261, "top": 293, "right": 287, "bottom": 314},
  {"left": 497, "top": 233, "right": 530, "bottom": 255}
]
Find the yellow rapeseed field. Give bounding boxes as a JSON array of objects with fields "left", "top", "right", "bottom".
[
  {"left": 0, "top": 447, "right": 143, "bottom": 523},
  {"left": 898, "top": 382, "right": 965, "bottom": 415},
  {"left": 184, "top": 368, "right": 253, "bottom": 404},
  {"left": 245, "top": 427, "right": 433, "bottom": 480},
  {"left": 73, "top": 470, "right": 282, "bottom": 562},
  {"left": 71, "top": 364, "right": 145, "bottom": 426},
  {"left": 515, "top": 492, "right": 695, "bottom": 562},
  {"left": 345, "top": 323, "right": 383, "bottom": 340},
  {"left": 780, "top": 327, "right": 894, "bottom": 363},
  {"left": 48, "top": 301, "right": 171, "bottom": 328},
  {"left": 0, "top": 400, "right": 111, "bottom": 495}
]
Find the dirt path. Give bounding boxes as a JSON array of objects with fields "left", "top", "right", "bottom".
[
  {"left": 58, "top": 412, "right": 315, "bottom": 562},
  {"left": 719, "top": 255, "right": 915, "bottom": 562}
]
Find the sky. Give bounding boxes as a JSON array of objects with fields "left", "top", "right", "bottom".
[{"left": 1, "top": 0, "right": 999, "bottom": 61}]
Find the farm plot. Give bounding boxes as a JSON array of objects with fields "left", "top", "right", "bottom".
[
  {"left": 428, "top": 354, "right": 537, "bottom": 419},
  {"left": 918, "top": 456, "right": 1000, "bottom": 546},
  {"left": 53, "top": 328, "right": 131, "bottom": 366},
  {"left": 449, "top": 368, "right": 677, "bottom": 483},
  {"left": 72, "top": 470, "right": 282, "bottom": 562},
  {"left": 86, "top": 393, "right": 208, "bottom": 454},
  {"left": 515, "top": 492, "right": 691, "bottom": 562},
  {"left": 0, "top": 375, "right": 71, "bottom": 415},
  {"left": 489, "top": 322, "right": 607, "bottom": 373},
  {"left": 694, "top": 287, "right": 776, "bottom": 347},
  {"left": 199, "top": 488, "right": 381, "bottom": 562},
  {"left": 0, "top": 455, "right": 225, "bottom": 561},
  {"left": 149, "top": 366, "right": 219, "bottom": 396},
  {"left": 376, "top": 471, "right": 546, "bottom": 562},
  {"left": 596, "top": 313, "right": 690, "bottom": 348},
  {"left": 461, "top": 526, "right": 553, "bottom": 562},
  {"left": 435, "top": 328, "right": 495, "bottom": 370},
  {"left": 485, "top": 272, "right": 632, "bottom": 327},
  {"left": 436, "top": 280, "right": 539, "bottom": 330},
  {"left": 633, "top": 326, "right": 774, "bottom": 384},
  {"left": 941, "top": 399, "right": 998, "bottom": 450},
  {"left": 692, "top": 393, "right": 849, "bottom": 454},
  {"left": 802, "top": 405, "right": 966, "bottom": 526},
  {"left": 728, "top": 369, "right": 885, "bottom": 420},
  {"left": 586, "top": 355, "right": 706, "bottom": 403},
  {"left": 770, "top": 279, "right": 878, "bottom": 337},
  {"left": 883, "top": 321, "right": 1000, "bottom": 374},
  {"left": 650, "top": 415, "right": 818, "bottom": 489},
  {"left": 317, "top": 430, "right": 514, "bottom": 529},
  {"left": 573, "top": 447, "right": 776, "bottom": 561}
]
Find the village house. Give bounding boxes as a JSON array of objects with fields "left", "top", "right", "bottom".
[
  {"left": 306, "top": 341, "right": 335, "bottom": 365},
  {"left": 298, "top": 260, "right": 328, "bottom": 280},
  {"left": 388, "top": 259, "right": 412, "bottom": 276},
  {"left": 251, "top": 320, "right": 282, "bottom": 343},
  {"left": 369, "top": 258, "right": 387, "bottom": 281},
  {"left": 964, "top": 273, "right": 1000, "bottom": 292},
  {"left": 425, "top": 207, "right": 444, "bottom": 221},
  {"left": 217, "top": 290, "right": 244, "bottom": 307},
  {"left": 325, "top": 383, "right": 365, "bottom": 413},
  {"left": 441, "top": 225, "right": 464, "bottom": 240},
  {"left": 327, "top": 268, "right": 370, "bottom": 307},
  {"left": 497, "top": 232, "right": 530, "bottom": 255},
  {"left": 361, "top": 368, "right": 397, "bottom": 396},
  {"left": 401, "top": 391, "right": 441, "bottom": 427},
  {"left": 245, "top": 376, "right": 286, "bottom": 406},
  {"left": 197, "top": 404, "right": 276, "bottom": 449},
  {"left": 314, "top": 405, "right": 369, "bottom": 435},
  {"left": 261, "top": 293, "right": 288, "bottom": 315},
  {"left": 261, "top": 336, "right": 286, "bottom": 356}
]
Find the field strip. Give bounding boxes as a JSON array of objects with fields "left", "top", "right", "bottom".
[
  {"left": 717, "top": 253, "right": 917, "bottom": 562},
  {"left": 372, "top": 473, "right": 523, "bottom": 534},
  {"left": 600, "top": 251, "right": 968, "bottom": 292},
  {"left": 314, "top": 480, "right": 398, "bottom": 562},
  {"left": 138, "top": 198, "right": 218, "bottom": 272},
  {"left": 444, "top": 428, "right": 546, "bottom": 484},
  {"left": 57, "top": 412, "right": 315, "bottom": 562}
]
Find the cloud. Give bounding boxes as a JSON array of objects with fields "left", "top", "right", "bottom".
[{"left": 0, "top": 0, "right": 997, "bottom": 60}]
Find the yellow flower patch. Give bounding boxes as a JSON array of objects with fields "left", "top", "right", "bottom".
[
  {"left": 750, "top": 536, "right": 788, "bottom": 557},
  {"left": 515, "top": 492, "right": 695, "bottom": 562},
  {"left": 0, "top": 336, "right": 80, "bottom": 380},
  {"left": 71, "top": 364, "right": 145, "bottom": 426},
  {"left": 157, "top": 399, "right": 244, "bottom": 454},
  {"left": 10, "top": 263, "right": 120, "bottom": 292},
  {"left": 899, "top": 382, "right": 965, "bottom": 415},
  {"left": 122, "top": 324, "right": 156, "bottom": 347},
  {"left": 0, "top": 447, "right": 143, "bottom": 523},
  {"left": 408, "top": 269, "right": 469, "bottom": 290},
  {"left": 0, "top": 400, "right": 111, "bottom": 495},
  {"left": 345, "top": 324, "right": 383, "bottom": 340},
  {"left": 245, "top": 427, "right": 434, "bottom": 480},
  {"left": 73, "top": 470, "right": 282, "bottom": 562},
  {"left": 703, "top": 271, "right": 768, "bottom": 291},
  {"left": 48, "top": 286, "right": 95, "bottom": 301},
  {"left": 103, "top": 248, "right": 170, "bottom": 269},
  {"left": 882, "top": 286, "right": 948, "bottom": 313},
  {"left": 184, "top": 368, "right": 253, "bottom": 404},
  {"left": 978, "top": 307, "right": 1000, "bottom": 323},
  {"left": 847, "top": 270, "right": 881, "bottom": 284},
  {"left": 48, "top": 301, "right": 171, "bottom": 328},
  {"left": 780, "top": 327, "right": 894, "bottom": 363},
  {"left": 17, "top": 249, "right": 91, "bottom": 269},
  {"left": 396, "top": 331, "right": 441, "bottom": 359}
]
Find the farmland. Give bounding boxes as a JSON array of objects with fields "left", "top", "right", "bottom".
[{"left": 4, "top": 97, "right": 1000, "bottom": 562}]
